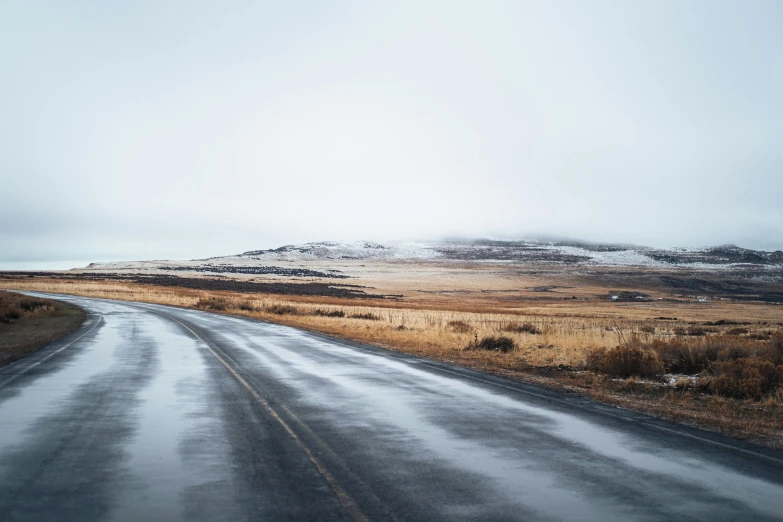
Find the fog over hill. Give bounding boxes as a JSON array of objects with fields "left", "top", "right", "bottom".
[{"left": 82, "top": 239, "right": 783, "bottom": 273}]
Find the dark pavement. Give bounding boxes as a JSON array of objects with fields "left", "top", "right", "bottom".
[{"left": 1, "top": 293, "right": 782, "bottom": 521}]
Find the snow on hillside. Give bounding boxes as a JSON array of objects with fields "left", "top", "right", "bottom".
[
  {"left": 241, "top": 240, "right": 782, "bottom": 268},
  {"left": 82, "top": 240, "right": 783, "bottom": 273},
  {"left": 550, "top": 245, "right": 668, "bottom": 267},
  {"left": 241, "top": 241, "right": 439, "bottom": 262}
]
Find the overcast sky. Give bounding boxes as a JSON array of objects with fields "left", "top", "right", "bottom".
[{"left": 2, "top": 1, "right": 782, "bottom": 268}]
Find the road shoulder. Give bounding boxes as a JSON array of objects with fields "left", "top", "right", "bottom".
[{"left": 0, "top": 291, "right": 86, "bottom": 367}]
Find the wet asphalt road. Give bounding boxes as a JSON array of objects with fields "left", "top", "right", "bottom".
[{"left": 1, "top": 294, "right": 783, "bottom": 521}]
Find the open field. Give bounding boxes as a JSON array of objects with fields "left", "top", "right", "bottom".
[
  {"left": 0, "top": 290, "right": 86, "bottom": 367},
  {"left": 2, "top": 258, "right": 782, "bottom": 446}
]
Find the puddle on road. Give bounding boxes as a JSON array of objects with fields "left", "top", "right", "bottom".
[
  {"left": 106, "top": 314, "right": 230, "bottom": 522},
  {"left": 0, "top": 299, "right": 240, "bottom": 522},
  {"left": 0, "top": 305, "right": 122, "bottom": 450}
]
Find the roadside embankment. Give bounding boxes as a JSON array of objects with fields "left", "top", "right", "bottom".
[{"left": 0, "top": 290, "right": 86, "bottom": 367}]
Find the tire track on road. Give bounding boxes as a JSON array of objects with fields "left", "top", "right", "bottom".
[{"left": 148, "top": 307, "right": 401, "bottom": 522}]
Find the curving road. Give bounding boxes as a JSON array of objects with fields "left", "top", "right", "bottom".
[{"left": 1, "top": 293, "right": 783, "bottom": 521}]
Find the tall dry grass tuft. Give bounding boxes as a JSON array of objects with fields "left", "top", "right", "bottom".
[
  {"left": 314, "top": 309, "right": 345, "bottom": 318},
  {"left": 586, "top": 345, "right": 665, "bottom": 379},
  {"left": 196, "top": 296, "right": 230, "bottom": 311},
  {"left": 700, "top": 358, "right": 783, "bottom": 400},
  {"left": 238, "top": 301, "right": 258, "bottom": 312},
  {"left": 350, "top": 312, "right": 381, "bottom": 320},
  {"left": 649, "top": 338, "right": 719, "bottom": 374},
  {"left": 266, "top": 304, "right": 298, "bottom": 315},
  {"left": 0, "top": 291, "right": 52, "bottom": 323},
  {"left": 467, "top": 335, "right": 517, "bottom": 353},
  {"left": 502, "top": 322, "right": 541, "bottom": 335},
  {"left": 447, "top": 320, "right": 472, "bottom": 333},
  {"left": 583, "top": 333, "right": 783, "bottom": 402}
]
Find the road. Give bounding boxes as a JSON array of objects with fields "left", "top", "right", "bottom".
[{"left": 1, "top": 294, "right": 782, "bottom": 521}]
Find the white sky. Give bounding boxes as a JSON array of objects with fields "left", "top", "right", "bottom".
[{"left": 2, "top": 1, "right": 782, "bottom": 268}]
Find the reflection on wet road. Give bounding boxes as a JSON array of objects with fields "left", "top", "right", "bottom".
[{"left": 1, "top": 294, "right": 782, "bottom": 521}]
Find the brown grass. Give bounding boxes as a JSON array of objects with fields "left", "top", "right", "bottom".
[
  {"left": 447, "top": 320, "right": 472, "bottom": 333},
  {"left": 196, "top": 296, "right": 231, "bottom": 311},
  {"left": 700, "top": 358, "right": 783, "bottom": 400},
  {"left": 0, "top": 290, "right": 85, "bottom": 366},
  {"left": 350, "top": 312, "right": 381, "bottom": 320},
  {"left": 586, "top": 334, "right": 783, "bottom": 400},
  {"left": 501, "top": 321, "right": 541, "bottom": 335},
  {"left": 314, "top": 309, "right": 346, "bottom": 318},
  {"left": 266, "top": 304, "right": 299, "bottom": 315},
  {"left": 0, "top": 291, "right": 52, "bottom": 323},
  {"left": 770, "top": 332, "right": 783, "bottom": 365},
  {"left": 467, "top": 335, "right": 517, "bottom": 353},
  {"left": 587, "top": 345, "right": 665, "bottom": 379}
]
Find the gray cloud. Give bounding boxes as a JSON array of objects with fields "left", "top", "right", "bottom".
[{"left": 2, "top": 1, "right": 782, "bottom": 268}]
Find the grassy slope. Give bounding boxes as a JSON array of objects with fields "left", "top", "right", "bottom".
[{"left": 0, "top": 291, "right": 86, "bottom": 367}]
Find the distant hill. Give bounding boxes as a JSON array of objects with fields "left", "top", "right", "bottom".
[
  {"left": 81, "top": 239, "right": 783, "bottom": 276},
  {"left": 240, "top": 239, "right": 783, "bottom": 267}
]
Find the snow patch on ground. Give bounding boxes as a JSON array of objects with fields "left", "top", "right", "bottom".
[{"left": 546, "top": 246, "right": 668, "bottom": 267}]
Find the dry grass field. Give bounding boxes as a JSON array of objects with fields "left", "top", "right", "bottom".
[{"left": 2, "top": 262, "right": 782, "bottom": 447}]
